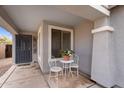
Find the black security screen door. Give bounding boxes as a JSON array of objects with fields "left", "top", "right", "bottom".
[{"left": 15, "top": 35, "right": 32, "bottom": 64}]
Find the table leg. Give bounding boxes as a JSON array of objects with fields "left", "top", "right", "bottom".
[
  {"left": 65, "top": 64, "right": 67, "bottom": 77},
  {"left": 63, "top": 63, "right": 66, "bottom": 77},
  {"left": 69, "top": 63, "right": 73, "bottom": 77}
]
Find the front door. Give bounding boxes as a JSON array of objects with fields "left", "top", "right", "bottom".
[{"left": 15, "top": 35, "right": 32, "bottom": 64}]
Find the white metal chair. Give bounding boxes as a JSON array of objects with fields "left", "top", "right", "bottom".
[
  {"left": 48, "top": 59, "right": 63, "bottom": 80},
  {"left": 70, "top": 54, "right": 79, "bottom": 76}
]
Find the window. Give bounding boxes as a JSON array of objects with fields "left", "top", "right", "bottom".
[
  {"left": 52, "top": 29, "right": 61, "bottom": 58},
  {"left": 48, "top": 25, "right": 73, "bottom": 60},
  {"left": 38, "top": 31, "right": 41, "bottom": 56}
]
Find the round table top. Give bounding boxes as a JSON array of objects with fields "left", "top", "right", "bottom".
[{"left": 60, "top": 59, "right": 74, "bottom": 64}]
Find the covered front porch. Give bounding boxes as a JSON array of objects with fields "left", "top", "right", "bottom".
[{"left": 0, "top": 5, "right": 116, "bottom": 88}]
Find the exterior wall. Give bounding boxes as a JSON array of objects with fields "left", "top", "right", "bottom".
[
  {"left": 74, "top": 20, "right": 94, "bottom": 75},
  {"left": 12, "top": 34, "right": 15, "bottom": 64},
  {"left": 94, "top": 17, "right": 110, "bottom": 28},
  {"left": 37, "top": 25, "right": 44, "bottom": 72},
  {"left": 39, "top": 20, "right": 93, "bottom": 74},
  {"left": 0, "top": 43, "right": 13, "bottom": 59},
  {"left": 91, "top": 30, "right": 115, "bottom": 87},
  {"left": 110, "top": 6, "right": 124, "bottom": 87},
  {"left": 41, "top": 20, "right": 73, "bottom": 73},
  {"left": 91, "top": 16, "right": 115, "bottom": 87},
  {"left": 0, "top": 43, "right": 6, "bottom": 59}
]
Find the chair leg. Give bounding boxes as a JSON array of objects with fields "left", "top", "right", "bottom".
[
  {"left": 65, "top": 68, "right": 66, "bottom": 77},
  {"left": 69, "top": 67, "right": 73, "bottom": 77},
  {"left": 56, "top": 72, "right": 59, "bottom": 87},
  {"left": 49, "top": 71, "right": 52, "bottom": 80},
  {"left": 77, "top": 68, "right": 79, "bottom": 76},
  {"left": 61, "top": 70, "right": 63, "bottom": 76}
]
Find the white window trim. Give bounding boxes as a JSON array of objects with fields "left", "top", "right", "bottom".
[
  {"left": 38, "top": 30, "right": 41, "bottom": 61},
  {"left": 38, "top": 26, "right": 43, "bottom": 71},
  {"left": 48, "top": 25, "right": 73, "bottom": 61}
]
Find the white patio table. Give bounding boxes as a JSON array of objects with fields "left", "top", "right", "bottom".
[{"left": 59, "top": 59, "right": 74, "bottom": 77}]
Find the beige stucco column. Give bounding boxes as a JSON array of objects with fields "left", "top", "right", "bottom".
[{"left": 91, "top": 17, "right": 115, "bottom": 87}]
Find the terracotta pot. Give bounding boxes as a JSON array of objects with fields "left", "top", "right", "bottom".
[{"left": 63, "top": 56, "right": 70, "bottom": 61}]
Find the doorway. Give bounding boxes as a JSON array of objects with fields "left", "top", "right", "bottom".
[{"left": 15, "top": 35, "right": 32, "bottom": 64}]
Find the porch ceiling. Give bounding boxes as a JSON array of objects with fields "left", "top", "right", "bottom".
[
  {"left": 2, "top": 5, "right": 85, "bottom": 32},
  {"left": 55, "top": 5, "right": 110, "bottom": 21},
  {"left": 2, "top": 5, "right": 109, "bottom": 32}
]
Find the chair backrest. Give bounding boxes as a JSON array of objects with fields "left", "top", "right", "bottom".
[
  {"left": 73, "top": 54, "right": 79, "bottom": 64},
  {"left": 48, "top": 60, "right": 57, "bottom": 68}
]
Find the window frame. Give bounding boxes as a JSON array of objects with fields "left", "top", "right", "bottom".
[{"left": 48, "top": 25, "right": 73, "bottom": 61}]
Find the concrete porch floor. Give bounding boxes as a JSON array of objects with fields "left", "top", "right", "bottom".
[
  {"left": 1, "top": 63, "right": 49, "bottom": 88},
  {"left": 0, "top": 63, "right": 103, "bottom": 88},
  {"left": 0, "top": 58, "right": 12, "bottom": 77}
]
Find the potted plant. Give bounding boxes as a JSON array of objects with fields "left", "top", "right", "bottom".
[{"left": 61, "top": 50, "right": 74, "bottom": 61}]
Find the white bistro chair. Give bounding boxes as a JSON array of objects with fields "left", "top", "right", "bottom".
[
  {"left": 70, "top": 54, "right": 79, "bottom": 76},
  {"left": 48, "top": 59, "right": 63, "bottom": 80}
]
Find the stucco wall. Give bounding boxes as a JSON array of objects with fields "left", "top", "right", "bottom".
[
  {"left": 0, "top": 44, "right": 5, "bottom": 59},
  {"left": 42, "top": 20, "right": 73, "bottom": 73},
  {"left": 94, "top": 17, "right": 110, "bottom": 28},
  {"left": 91, "top": 30, "right": 115, "bottom": 87},
  {"left": 74, "top": 20, "right": 93, "bottom": 75},
  {"left": 40, "top": 20, "right": 93, "bottom": 75},
  {"left": 110, "top": 6, "right": 124, "bottom": 87}
]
